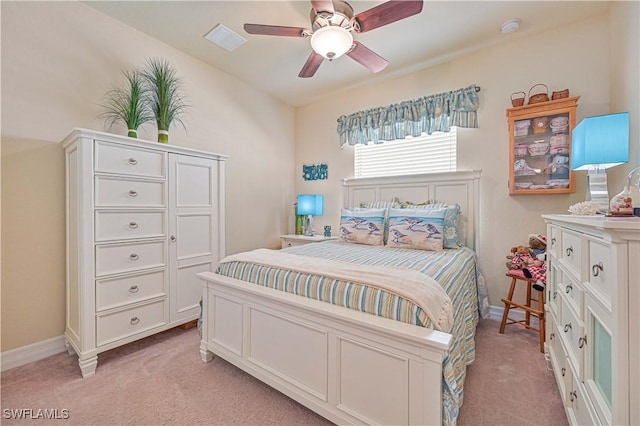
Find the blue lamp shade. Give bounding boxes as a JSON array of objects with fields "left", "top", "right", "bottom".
[
  {"left": 572, "top": 112, "right": 629, "bottom": 170},
  {"left": 297, "top": 194, "right": 324, "bottom": 216}
]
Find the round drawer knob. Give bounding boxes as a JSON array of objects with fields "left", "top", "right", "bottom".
[
  {"left": 129, "top": 285, "right": 139, "bottom": 293},
  {"left": 128, "top": 158, "right": 138, "bottom": 165},
  {"left": 129, "top": 253, "right": 139, "bottom": 261},
  {"left": 128, "top": 190, "right": 138, "bottom": 197},
  {"left": 130, "top": 317, "right": 140, "bottom": 325},
  {"left": 128, "top": 221, "right": 139, "bottom": 229}
]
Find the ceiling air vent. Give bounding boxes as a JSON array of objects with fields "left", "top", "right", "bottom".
[{"left": 205, "top": 24, "right": 246, "bottom": 52}]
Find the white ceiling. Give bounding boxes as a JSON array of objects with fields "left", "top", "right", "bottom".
[{"left": 86, "top": 1, "right": 610, "bottom": 107}]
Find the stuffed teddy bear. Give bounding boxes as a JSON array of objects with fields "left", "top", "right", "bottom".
[
  {"left": 506, "top": 245, "right": 533, "bottom": 270},
  {"left": 528, "top": 233, "right": 547, "bottom": 256},
  {"left": 523, "top": 233, "right": 547, "bottom": 291},
  {"left": 543, "top": 155, "right": 570, "bottom": 179}
]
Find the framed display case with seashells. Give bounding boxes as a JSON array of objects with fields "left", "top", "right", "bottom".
[{"left": 506, "top": 96, "right": 580, "bottom": 194}]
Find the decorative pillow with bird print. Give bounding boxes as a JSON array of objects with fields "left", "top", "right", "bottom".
[
  {"left": 386, "top": 208, "right": 447, "bottom": 251},
  {"left": 339, "top": 208, "right": 386, "bottom": 246},
  {"left": 401, "top": 202, "right": 461, "bottom": 249}
]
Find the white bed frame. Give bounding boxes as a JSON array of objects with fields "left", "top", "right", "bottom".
[{"left": 198, "top": 170, "right": 481, "bottom": 425}]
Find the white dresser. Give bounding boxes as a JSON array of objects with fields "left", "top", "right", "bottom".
[
  {"left": 543, "top": 214, "right": 640, "bottom": 425},
  {"left": 62, "top": 128, "right": 227, "bottom": 377}
]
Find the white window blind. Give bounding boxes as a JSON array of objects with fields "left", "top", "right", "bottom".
[{"left": 354, "top": 128, "right": 457, "bottom": 178}]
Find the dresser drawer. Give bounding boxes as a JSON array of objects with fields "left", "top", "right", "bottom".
[
  {"left": 96, "top": 299, "right": 167, "bottom": 346},
  {"left": 95, "top": 210, "right": 166, "bottom": 242},
  {"left": 560, "top": 297, "right": 584, "bottom": 373},
  {"left": 560, "top": 271, "right": 584, "bottom": 318},
  {"left": 568, "top": 365, "right": 600, "bottom": 426},
  {"left": 95, "top": 141, "right": 165, "bottom": 178},
  {"left": 95, "top": 240, "right": 165, "bottom": 277},
  {"left": 548, "top": 225, "right": 561, "bottom": 259},
  {"left": 549, "top": 322, "right": 572, "bottom": 407},
  {"left": 586, "top": 239, "right": 613, "bottom": 308},
  {"left": 96, "top": 269, "right": 166, "bottom": 311},
  {"left": 547, "top": 261, "right": 562, "bottom": 320},
  {"left": 95, "top": 177, "right": 165, "bottom": 208},
  {"left": 560, "top": 230, "right": 582, "bottom": 278}
]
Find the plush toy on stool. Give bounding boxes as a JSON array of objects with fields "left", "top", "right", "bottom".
[{"left": 522, "top": 233, "right": 547, "bottom": 291}]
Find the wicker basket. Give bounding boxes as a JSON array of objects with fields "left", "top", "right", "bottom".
[
  {"left": 528, "top": 141, "right": 549, "bottom": 156},
  {"left": 532, "top": 116, "right": 549, "bottom": 134},
  {"left": 527, "top": 84, "right": 549, "bottom": 105},
  {"left": 514, "top": 144, "right": 528, "bottom": 157},
  {"left": 511, "top": 91, "right": 526, "bottom": 107},
  {"left": 552, "top": 89, "right": 569, "bottom": 100}
]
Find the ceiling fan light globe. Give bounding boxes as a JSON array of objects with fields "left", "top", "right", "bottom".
[{"left": 310, "top": 26, "right": 353, "bottom": 59}]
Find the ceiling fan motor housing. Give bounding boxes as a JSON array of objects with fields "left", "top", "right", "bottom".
[{"left": 310, "top": 0, "right": 355, "bottom": 32}]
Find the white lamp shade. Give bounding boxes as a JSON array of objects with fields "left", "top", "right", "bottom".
[{"left": 310, "top": 26, "right": 353, "bottom": 59}]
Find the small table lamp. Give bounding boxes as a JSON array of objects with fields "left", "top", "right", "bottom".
[
  {"left": 297, "top": 194, "right": 324, "bottom": 236},
  {"left": 571, "top": 112, "right": 629, "bottom": 212}
]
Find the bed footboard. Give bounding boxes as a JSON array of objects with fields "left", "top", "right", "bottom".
[{"left": 198, "top": 271, "right": 452, "bottom": 426}]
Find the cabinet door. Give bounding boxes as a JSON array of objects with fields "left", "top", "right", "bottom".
[
  {"left": 584, "top": 294, "right": 613, "bottom": 425},
  {"left": 168, "top": 154, "right": 220, "bottom": 322}
]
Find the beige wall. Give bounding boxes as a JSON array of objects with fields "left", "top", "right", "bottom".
[
  {"left": 1, "top": 2, "right": 295, "bottom": 351},
  {"left": 295, "top": 9, "right": 639, "bottom": 308},
  {"left": 609, "top": 1, "right": 640, "bottom": 186}
]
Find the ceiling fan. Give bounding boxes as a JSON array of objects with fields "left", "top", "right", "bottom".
[{"left": 244, "top": 0, "right": 423, "bottom": 78}]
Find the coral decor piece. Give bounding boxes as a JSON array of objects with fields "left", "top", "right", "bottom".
[{"left": 568, "top": 201, "right": 599, "bottom": 216}]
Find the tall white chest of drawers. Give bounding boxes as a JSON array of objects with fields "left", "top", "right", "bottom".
[
  {"left": 543, "top": 214, "right": 640, "bottom": 426},
  {"left": 62, "top": 128, "right": 227, "bottom": 377}
]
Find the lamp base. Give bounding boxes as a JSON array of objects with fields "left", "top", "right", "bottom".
[
  {"left": 585, "top": 168, "right": 610, "bottom": 213},
  {"left": 304, "top": 215, "right": 315, "bottom": 236}
]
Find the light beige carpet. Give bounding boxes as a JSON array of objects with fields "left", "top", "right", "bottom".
[{"left": 1, "top": 318, "right": 567, "bottom": 425}]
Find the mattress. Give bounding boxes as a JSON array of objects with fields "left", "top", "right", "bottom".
[{"left": 215, "top": 240, "right": 488, "bottom": 425}]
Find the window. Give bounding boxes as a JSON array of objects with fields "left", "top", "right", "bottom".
[{"left": 353, "top": 128, "right": 457, "bottom": 178}]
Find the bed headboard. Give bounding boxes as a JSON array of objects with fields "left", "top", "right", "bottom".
[{"left": 342, "top": 170, "right": 481, "bottom": 251}]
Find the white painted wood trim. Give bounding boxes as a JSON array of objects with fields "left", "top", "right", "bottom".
[{"left": 0, "top": 336, "right": 66, "bottom": 372}]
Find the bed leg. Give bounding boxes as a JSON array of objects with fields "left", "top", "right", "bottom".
[{"left": 200, "top": 340, "right": 214, "bottom": 362}]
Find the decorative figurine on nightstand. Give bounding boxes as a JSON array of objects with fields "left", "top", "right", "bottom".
[{"left": 323, "top": 225, "right": 331, "bottom": 238}]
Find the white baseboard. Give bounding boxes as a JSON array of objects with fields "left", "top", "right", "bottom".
[{"left": 1, "top": 335, "right": 67, "bottom": 372}]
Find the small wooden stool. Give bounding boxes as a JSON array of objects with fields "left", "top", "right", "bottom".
[{"left": 499, "top": 271, "right": 545, "bottom": 353}]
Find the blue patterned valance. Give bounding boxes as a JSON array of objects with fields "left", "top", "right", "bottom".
[{"left": 337, "top": 84, "right": 480, "bottom": 147}]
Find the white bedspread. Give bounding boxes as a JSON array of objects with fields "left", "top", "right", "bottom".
[{"left": 220, "top": 248, "right": 454, "bottom": 331}]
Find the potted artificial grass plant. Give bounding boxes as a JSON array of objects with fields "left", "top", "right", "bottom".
[
  {"left": 142, "top": 58, "right": 188, "bottom": 144},
  {"left": 100, "top": 69, "right": 153, "bottom": 138}
]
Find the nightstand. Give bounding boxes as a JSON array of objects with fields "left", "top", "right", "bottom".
[{"left": 280, "top": 234, "right": 337, "bottom": 249}]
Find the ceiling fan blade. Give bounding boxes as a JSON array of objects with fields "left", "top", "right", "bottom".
[
  {"left": 354, "top": 0, "right": 423, "bottom": 33},
  {"left": 299, "top": 51, "right": 324, "bottom": 78},
  {"left": 346, "top": 42, "right": 388, "bottom": 73},
  {"left": 244, "top": 23, "right": 307, "bottom": 37},
  {"left": 311, "top": 0, "right": 334, "bottom": 14}
]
